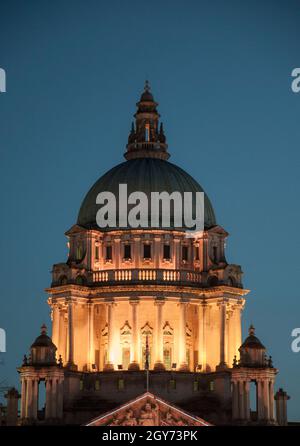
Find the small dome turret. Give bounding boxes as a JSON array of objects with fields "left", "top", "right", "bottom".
[
  {"left": 30, "top": 324, "right": 57, "bottom": 366},
  {"left": 238, "top": 325, "right": 271, "bottom": 368}
]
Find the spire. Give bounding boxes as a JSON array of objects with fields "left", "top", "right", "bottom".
[
  {"left": 249, "top": 324, "right": 255, "bottom": 336},
  {"left": 125, "top": 81, "right": 169, "bottom": 161},
  {"left": 41, "top": 323, "right": 47, "bottom": 335}
]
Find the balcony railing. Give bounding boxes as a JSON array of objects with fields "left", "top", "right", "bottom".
[{"left": 92, "top": 268, "right": 202, "bottom": 287}]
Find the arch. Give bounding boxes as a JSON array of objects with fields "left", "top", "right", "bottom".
[{"left": 228, "top": 276, "right": 236, "bottom": 287}]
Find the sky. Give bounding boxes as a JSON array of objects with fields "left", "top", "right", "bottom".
[{"left": 0, "top": 0, "right": 300, "bottom": 420}]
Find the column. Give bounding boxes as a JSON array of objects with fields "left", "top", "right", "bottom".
[
  {"left": 88, "top": 302, "right": 94, "bottom": 371},
  {"left": 56, "top": 379, "right": 64, "bottom": 419},
  {"left": 67, "top": 301, "right": 75, "bottom": 368},
  {"left": 52, "top": 304, "right": 60, "bottom": 349},
  {"left": 114, "top": 238, "right": 121, "bottom": 269},
  {"left": 198, "top": 302, "right": 207, "bottom": 372},
  {"left": 238, "top": 380, "right": 245, "bottom": 420},
  {"left": 31, "top": 379, "right": 38, "bottom": 420},
  {"left": 269, "top": 380, "right": 275, "bottom": 422},
  {"left": 244, "top": 380, "right": 250, "bottom": 421},
  {"left": 45, "top": 379, "right": 52, "bottom": 419},
  {"left": 59, "top": 310, "right": 66, "bottom": 363},
  {"left": 174, "top": 239, "right": 180, "bottom": 269},
  {"left": 154, "top": 300, "right": 165, "bottom": 371},
  {"left": 25, "top": 378, "right": 33, "bottom": 419},
  {"left": 257, "top": 380, "right": 264, "bottom": 420},
  {"left": 235, "top": 303, "right": 242, "bottom": 359},
  {"left": 129, "top": 300, "right": 140, "bottom": 370},
  {"left": 20, "top": 378, "right": 27, "bottom": 419},
  {"left": 217, "top": 300, "right": 228, "bottom": 369},
  {"left": 263, "top": 379, "right": 270, "bottom": 421},
  {"left": 51, "top": 378, "right": 57, "bottom": 419},
  {"left": 154, "top": 237, "right": 161, "bottom": 268},
  {"left": 104, "top": 302, "right": 115, "bottom": 371},
  {"left": 178, "top": 302, "right": 189, "bottom": 371},
  {"left": 232, "top": 381, "right": 239, "bottom": 419}
]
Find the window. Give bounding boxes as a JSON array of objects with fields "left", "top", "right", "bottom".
[
  {"left": 194, "top": 246, "right": 199, "bottom": 261},
  {"left": 79, "top": 380, "right": 84, "bottom": 391},
  {"left": 117, "top": 378, "right": 125, "bottom": 390},
  {"left": 76, "top": 244, "right": 83, "bottom": 260},
  {"left": 95, "top": 380, "right": 100, "bottom": 391},
  {"left": 163, "top": 244, "right": 171, "bottom": 260},
  {"left": 169, "top": 379, "right": 176, "bottom": 390},
  {"left": 124, "top": 244, "right": 131, "bottom": 259},
  {"left": 106, "top": 245, "right": 112, "bottom": 261},
  {"left": 213, "top": 246, "right": 218, "bottom": 263},
  {"left": 143, "top": 244, "right": 151, "bottom": 259},
  {"left": 182, "top": 246, "right": 188, "bottom": 262},
  {"left": 145, "top": 123, "right": 150, "bottom": 142},
  {"left": 209, "top": 381, "right": 214, "bottom": 392},
  {"left": 95, "top": 246, "right": 99, "bottom": 261},
  {"left": 193, "top": 380, "right": 199, "bottom": 391}
]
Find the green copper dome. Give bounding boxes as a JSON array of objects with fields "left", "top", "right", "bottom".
[{"left": 77, "top": 158, "right": 216, "bottom": 230}]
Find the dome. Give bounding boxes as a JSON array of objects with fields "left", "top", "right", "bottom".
[
  {"left": 240, "top": 325, "right": 265, "bottom": 350},
  {"left": 77, "top": 158, "right": 216, "bottom": 231},
  {"left": 31, "top": 324, "right": 56, "bottom": 349}
]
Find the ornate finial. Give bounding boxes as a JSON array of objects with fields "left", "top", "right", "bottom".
[
  {"left": 23, "top": 354, "right": 28, "bottom": 366},
  {"left": 41, "top": 324, "right": 47, "bottom": 335},
  {"left": 249, "top": 324, "right": 255, "bottom": 336},
  {"left": 58, "top": 355, "right": 63, "bottom": 367},
  {"left": 144, "top": 79, "right": 150, "bottom": 92},
  {"left": 232, "top": 355, "right": 238, "bottom": 368},
  {"left": 268, "top": 355, "right": 273, "bottom": 368}
]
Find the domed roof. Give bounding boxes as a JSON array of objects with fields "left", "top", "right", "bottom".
[
  {"left": 240, "top": 325, "right": 265, "bottom": 350},
  {"left": 31, "top": 324, "right": 56, "bottom": 349},
  {"left": 77, "top": 158, "right": 216, "bottom": 231}
]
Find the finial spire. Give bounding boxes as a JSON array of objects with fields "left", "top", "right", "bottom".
[
  {"left": 249, "top": 324, "right": 255, "bottom": 336},
  {"left": 125, "top": 82, "right": 169, "bottom": 160},
  {"left": 144, "top": 79, "right": 150, "bottom": 92},
  {"left": 41, "top": 324, "right": 47, "bottom": 335}
]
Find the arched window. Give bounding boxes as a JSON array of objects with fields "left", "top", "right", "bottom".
[
  {"left": 76, "top": 244, "right": 83, "bottom": 260},
  {"left": 228, "top": 276, "right": 235, "bottom": 287}
]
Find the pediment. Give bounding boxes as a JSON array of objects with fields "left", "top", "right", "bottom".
[{"left": 86, "top": 392, "right": 212, "bottom": 426}]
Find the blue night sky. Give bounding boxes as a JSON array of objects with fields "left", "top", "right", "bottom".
[{"left": 0, "top": 0, "right": 300, "bottom": 420}]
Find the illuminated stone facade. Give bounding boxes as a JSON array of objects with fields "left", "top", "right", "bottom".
[{"left": 17, "top": 83, "right": 288, "bottom": 426}]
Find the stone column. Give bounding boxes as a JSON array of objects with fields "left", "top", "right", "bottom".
[
  {"left": 269, "top": 380, "right": 275, "bottom": 421},
  {"left": 232, "top": 380, "right": 239, "bottom": 420},
  {"left": 25, "top": 378, "right": 33, "bottom": 419},
  {"left": 154, "top": 237, "right": 161, "bottom": 268},
  {"left": 114, "top": 238, "right": 121, "bottom": 269},
  {"left": 51, "top": 378, "right": 57, "bottom": 419},
  {"left": 59, "top": 309, "right": 66, "bottom": 363},
  {"left": 88, "top": 302, "right": 94, "bottom": 371},
  {"left": 198, "top": 302, "right": 207, "bottom": 372},
  {"left": 67, "top": 301, "right": 76, "bottom": 368},
  {"left": 244, "top": 380, "right": 250, "bottom": 421},
  {"left": 178, "top": 302, "right": 189, "bottom": 371},
  {"left": 20, "top": 378, "right": 27, "bottom": 419},
  {"left": 217, "top": 300, "right": 228, "bottom": 370},
  {"left": 129, "top": 300, "right": 140, "bottom": 370},
  {"left": 52, "top": 304, "right": 60, "bottom": 350},
  {"left": 56, "top": 379, "right": 64, "bottom": 419},
  {"left": 257, "top": 379, "right": 264, "bottom": 420},
  {"left": 174, "top": 238, "right": 180, "bottom": 269},
  {"left": 45, "top": 379, "right": 52, "bottom": 419},
  {"left": 263, "top": 379, "right": 270, "bottom": 421},
  {"left": 31, "top": 379, "right": 38, "bottom": 420},
  {"left": 238, "top": 380, "right": 245, "bottom": 420},
  {"left": 154, "top": 300, "right": 165, "bottom": 371},
  {"left": 104, "top": 302, "right": 115, "bottom": 371}
]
